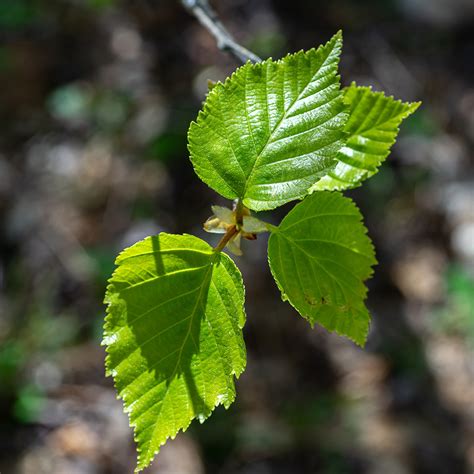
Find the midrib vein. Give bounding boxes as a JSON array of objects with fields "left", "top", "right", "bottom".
[{"left": 242, "top": 46, "right": 337, "bottom": 195}]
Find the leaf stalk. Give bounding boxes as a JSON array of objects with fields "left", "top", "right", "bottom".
[{"left": 213, "top": 225, "right": 239, "bottom": 253}]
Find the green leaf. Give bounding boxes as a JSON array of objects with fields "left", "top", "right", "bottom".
[
  {"left": 103, "top": 233, "right": 246, "bottom": 472},
  {"left": 267, "top": 192, "right": 376, "bottom": 345},
  {"left": 310, "top": 84, "right": 420, "bottom": 191},
  {"left": 188, "top": 32, "right": 348, "bottom": 211}
]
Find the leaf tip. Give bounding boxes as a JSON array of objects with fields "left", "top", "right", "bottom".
[
  {"left": 329, "top": 29, "right": 343, "bottom": 50},
  {"left": 408, "top": 100, "right": 422, "bottom": 114}
]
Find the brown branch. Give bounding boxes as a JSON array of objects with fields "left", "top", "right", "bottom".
[{"left": 181, "top": 0, "right": 262, "bottom": 64}]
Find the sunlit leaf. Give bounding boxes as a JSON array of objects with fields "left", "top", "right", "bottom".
[
  {"left": 104, "top": 233, "right": 246, "bottom": 472},
  {"left": 188, "top": 32, "right": 347, "bottom": 211}
]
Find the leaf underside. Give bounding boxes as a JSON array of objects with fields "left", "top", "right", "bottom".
[
  {"left": 188, "top": 31, "right": 348, "bottom": 211},
  {"left": 103, "top": 233, "right": 246, "bottom": 472},
  {"left": 311, "top": 84, "right": 420, "bottom": 191},
  {"left": 268, "top": 192, "right": 377, "bottom": 346}
]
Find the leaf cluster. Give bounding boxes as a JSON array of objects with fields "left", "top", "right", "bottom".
[{"left": 103, "top": 31, "right": 420, "bottom": 471}]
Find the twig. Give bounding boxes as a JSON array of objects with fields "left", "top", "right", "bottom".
[{"left": 181, "top": 0, "right": 262, "bottom": 64}]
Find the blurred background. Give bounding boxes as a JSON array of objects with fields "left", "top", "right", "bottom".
[{"left": 0, "top": 0, "right": 473, "bottom": 473}]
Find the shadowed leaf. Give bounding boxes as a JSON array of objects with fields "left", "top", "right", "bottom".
[{"left": 268, "top": 192, "right": 376, "bottom": 345}]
